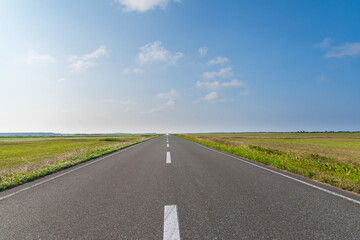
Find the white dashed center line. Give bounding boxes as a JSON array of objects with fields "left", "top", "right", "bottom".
[
  {"left": 166, "top": 152, "right": 171, "bottom": 164},
  {"left": 163, "top": 205, "right": 180, "bottom": 240}
]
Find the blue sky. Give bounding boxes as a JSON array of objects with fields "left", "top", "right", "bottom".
[{"left": 1, "top": 0, "right": 359, "bottom": 133}]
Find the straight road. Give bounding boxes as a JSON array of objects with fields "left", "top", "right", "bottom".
[{"left": 0, "top": 135, "right": 359, "bottom": 239}]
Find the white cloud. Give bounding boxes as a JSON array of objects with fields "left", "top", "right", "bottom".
[
  {"left": 326, "top": 42, "right": 360, "bottom": 58},
  {"left": 202, "top": 92, "right": 234, "bottom": 103},
  {"left": 83, "top": 45, "right": 107, "bottom": 60},
  {"left": 196, "top": 81, "right": 220, "bottom": 90},
  {"left": 68, "top": 45, "right": 107, "bottom": 72},
  {"left": 156, "top": 89, "right": 179, "bottom": 99},
  {"left": 57, "top": 78, "right": 65, "bottom": 83},
  {"left": 198, "top": 47, "right": 208, "bottom": 57},
  {"left": 207, "top": 56, "right": 229, "bottom": 65},
  {"left": 116, "top": 0, "right": 180, "bottom": 12},
  {"left": 26, "top": 51, "right": 56, "bottom": 64},
  {"left": 315, "top": 37, "right": 333, "bottom": 49},
  {"left": 196, "top": 79, "right": 247, "bottom": 90},
  {"left": 316, "top": 38, "right": 360, "bottom": 58},
  {"left": 198, "top": 66, "right": 250, "bottom": 100},
  {"left": 222, "top": 79, "right": 247, "bottom": 88},
  {"left": 137, "top": 41, "right": 183, "bottom": 65},
  {"left": 165, "top": 98, "right": 175, "bottom": 106},
  {"left": 151, "top": 89, "right": 179, "bottom": 112},
  {"left": 204, "top": 91, "right": 218, "bottom": 102},
  {"left": 69, "top": 60, "right": 95, "bottom": 72},
  {"left": 122, "top": 67, "right": 142, "bottom": 74},
  {"left": 202, "top": 67, "right": 233, "bottom": 79}
]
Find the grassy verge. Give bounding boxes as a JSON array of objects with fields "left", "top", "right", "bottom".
[
  {"left": 0, "top": 135, "right": 157, "bottom": 190},
  {"left": 176, "top": 134, "right": 360, "bottom": 194}
]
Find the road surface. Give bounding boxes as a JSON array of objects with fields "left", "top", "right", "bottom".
[{"left": 0, "top": 135, "right": 359, "bottom": 239}]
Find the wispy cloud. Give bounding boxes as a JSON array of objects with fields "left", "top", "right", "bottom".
[
  {"left": 196, "top": 79, "right": 247, "bottom": 90},
  {"left": 26, "top": 51, "right": 56, "bottom": 64},
  {"left": 202, "top": 91, "right": 234, "bottom": 103},
  {"left": 198, "top": 65, "right": 250, "bottom": 101},
  {"left": 207, "top": 56, "right": 229, "bottom": 65},
  {"left": 156, "top": 89, "right": 179, "bottom": 99},
  {"left": 116, "top": 0, "right": 180, "bottom": 12},
  {"left": 68, "top": 45, "right": 107, "bottom": 72},
  {"left": 222, "top": 79, "right": 247, "bottom": 88},
  {"left": 151, "top": 89, "right": 179, "bottom": 112},
  {"left": 122, "top": 67, "right": 142, "bottom": 74},
  {"left": 196, "top": 81, "right": 220, "bottom": 90},
  {"left": 204, "top": 91, "right": 218, "bottom": 102},
  {"left": 327, "top": 42, "right": 360, "bottom": 58},
  {"left": 202, "top": 67, "right": 233, "bottom": 79},
  {"left": 137, "top": 41, "right": 183, "bottom": 65},
  {"left": 315, "top": 37, "right": 333, "bottom": 49},
  {"left": 316, "top": 38, "right": 360, "bottom": 58},
  {"left": 57, "top": 78, "right": 65, "bottom": 83},
  {"left": 198, "top": 47, "right": 208, "bottom": 57}
]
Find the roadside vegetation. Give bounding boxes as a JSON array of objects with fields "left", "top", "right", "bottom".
[
  {"left": 176, "top": 132, "right": 360, "bottom": 194},
  {"left": 0, "top": 135, "right": 157, "bottom": 190}
]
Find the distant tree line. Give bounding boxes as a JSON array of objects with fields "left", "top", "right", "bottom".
[{"left": 296, "top": 131, "right": 360, "bottom": 133}]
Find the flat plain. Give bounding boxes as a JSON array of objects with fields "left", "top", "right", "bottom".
[
  {"left": 1, "top": 135, "right": 359, "bottom": 239},
  {"left": 177, "top": 132, "right": 360, "bottom": 193},
  {"left": 0, "top": 135, "right": 155, "bottom": 190}
]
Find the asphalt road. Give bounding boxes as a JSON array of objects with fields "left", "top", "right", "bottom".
[{"left": 0, "top": 135, "right": 359, "bottom": 239}]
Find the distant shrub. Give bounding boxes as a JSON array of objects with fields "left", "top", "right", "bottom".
[
  {"left": 100, "top": 138, "right": 127, "bottom": 142},
  {"left": 248, "top": 145, "right": 283, "bottom": 155}
]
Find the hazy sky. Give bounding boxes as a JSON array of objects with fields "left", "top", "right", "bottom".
[{"left": 1, "top": 0, "right": 359, "bottom": 133}]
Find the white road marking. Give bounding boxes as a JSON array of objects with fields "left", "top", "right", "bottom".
[
  {"left": 0, "top": 141, "right": 148, "bottom": 202},
  {"left": 195, "top": 142, "right": 360, "bottom": 205},
  {"left": 167, "top": 143, "right": 169, "bottom": 148},
  {"left": 166, "top": 152, "right": 171, "bottom": 164},
  {"left": 163, "top": 205, "right": 180, "bottom": 240}
]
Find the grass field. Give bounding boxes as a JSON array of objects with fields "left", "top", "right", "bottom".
[
  {"left": 176, "top": 132, "right": 360, "bottom": 194},
  {"left": 0, "top": 135, "right": 156, "bottom": 190}
]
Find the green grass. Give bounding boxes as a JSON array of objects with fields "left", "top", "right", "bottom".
[
  {"left": 176, "top": 133, "right": 360, "bottom": 194},
  {"left": 0, "top": 134, "right": 157, "bottom": 190}
]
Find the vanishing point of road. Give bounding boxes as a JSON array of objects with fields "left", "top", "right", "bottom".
[{"left": 0, "top": 135, "right": 359, "bottom": 239}]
